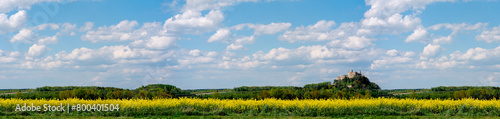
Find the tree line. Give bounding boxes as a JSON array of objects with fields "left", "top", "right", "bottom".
[{"left": 1, "top": 84, "right": 193, "bottom": 100}]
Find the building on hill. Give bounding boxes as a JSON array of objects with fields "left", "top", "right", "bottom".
[{"left": 336, "top": 69, "right": 364, "bottom": 81}]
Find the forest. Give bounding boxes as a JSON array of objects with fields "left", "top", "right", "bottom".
[{"left": 2, "top": 76, "right": 500, "bottom": 100}]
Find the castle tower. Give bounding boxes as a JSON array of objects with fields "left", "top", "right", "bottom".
[
  {"left": 359, "top": 70, "right": 361, "bottom": 74},
  {"left": 351, "top": 69, "right": 353, "bottom": 72}
]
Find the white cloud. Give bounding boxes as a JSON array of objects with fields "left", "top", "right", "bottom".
[
  {"left": 130, "top": 36, "right": 178, "bottom": 50},
  {"left": 34, "top": 23, "right": 59, "bottom": 30},
  {"left": 279, "top": 20, "right": 339, "bottom": 43},
  {"left": 10, "top": 23, "right": 74, "bottom": 44},
  {"left": 360, "top": 13, "right": 421, "bottom": 35},
  {"left": 208, "top": 28, "right": 231, "bottom": 43},
  {"left": 207, "top": 51, "right": 218, "bottom": 57},
  {"left": 483, "top": 72, "right": 500, "bottom": 86},
  {"left": 10, "top": 28, "right": 34, "bottom": 43},
  {"left": 27, "top": 44, "right": 49, "bottom": 60},
  {"left": 0, "top": 0, "right": 63, "bottom": 13},
  {"left": 38, "top": 35, "right": 58, "bottom": 45},
  {"left": 430, "top": 22, "right": 487, "bottom": 35},
  {"left": 342, "top": 36, "right": 373, "bottom": 50},
  {"left": 218, "top": 56, "right": 260, "bottom": 69},
  {"left": 226, "top": 44, "right": 244, "bottom": 50},
  {"left": 162, "top": 0, "right": 260, "bottom": 35},
  {"left": 189, "top": 49, "right": 201, "bottom": 56},
  {"left": 386, "top": 49, "right": 398, "bottom": 56},
  {"left": 432, "top": 36, "right": 452, "bottom": 44},
  {"left": 421, "top": 44, "right": 443, "bottom": 59},
  {"left": 81, "top": 20, "right": 140, "bottom": 42},
  {"left": 0, "top": 10, "right": 27, "bottom": 34},
  {"left": 371, "top": 49, "right": 416, "bottom": 70},
  {"left": 57, "top": 45, "right": 174, "bottom": 66},
  {"left": 405, "top": 27, "right": 429, "bottom": 43},
  {"left": 253, "top": 45, "right": 376, "bottom": 64},
  {"left": 450, "top": 47, "right": 500, "bottom": 61},
  {"left": 178, "top": 50, "right": 216, "bottom": 66},
  {"left": 364, "top": 0, "right": 452, "bottom": 19},
  {"left": 223, "top": 35, "right": 255, "bottom": 51},
  {"left": 80, "top": 22, "right": 94, "bottom": 31},
  {"left": 406, "top": 23, "right": 485, "bottom": 44},
  {"left": 476, "top": 25, "right": 500, "bottom": 43},
  {"left": 163, "top": 10, "right": 224, "bottom": 34},
  {"left": 361, "top": 0, "right": 456, "bottom": 36},
  {"left": 235, "top": 35, "right": 254, "bottom": 45},
  {"left": 82, "top": 20, "right": 164, "bottom": 43},
  {"left": 178, "top": 56, "right": 215, "bottom": 66},
  {"left": 234, "top": 22, "right": 291, "bottom": 35},
  {"left": 416, "top": 56, "right": 463, "bottom": 70},
  {"left": 371, "top": 56, "right": 413, "bottom": 70},
  {"left": 0, "top": 50, "right": 19, "bottom": 63},
  {"left": 21, "top": 56, "right": 65, "bottom": 69},
  {"left": 181, "top": 0, "right": 257, "bottom": 12}
]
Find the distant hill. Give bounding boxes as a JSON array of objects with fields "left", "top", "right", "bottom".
[{"left": 333, "top": 75, "right": 380, "bottom": 90}]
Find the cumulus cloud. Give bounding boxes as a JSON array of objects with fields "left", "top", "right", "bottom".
[
  {"left": 22, "top": 56, "right": 65, "bottom": 69},
  {"left": 371, "top": 54, "right": 414, "bottom": 69},
  {"left": 178, "top": 49, "right": 217, "bottom": 66},
  {"left": 189, "top": 49, "right": 201, "bottom": 56},
  {"left": 416, "top": 56, "right": 463, "bottom": 69},
  {"left": 421, "top": 44, "right": 443, "bottom": 59},
  {"left": 0, "top": 0, "right": 64, "bottom": 13},
  {"left": 360, "top": 0, "right": 456, "bottom": 36},
  {"left": 364, "top": 0, "right": 452, "bottom": 19},
  {"left": 0, "top": 50, "right": 20, "bottom": 63},
  {"left": 406, "top": 23, "right": 485, "bottom": 44},
  {"left": 163, "top": 10, "right": 224, "bottom": 34},
  {"left": 80, "top": 22, "right": 94, "bottom": 31},
  {"left": 226, "top": 44, "right": 244, "bottom": 50},
  {"left": 235, "top": 36, "right": 254, "bottom": 45},
  {"left": 10, "top": 22, "right": 77, "bottom": 45},
  {"left": 38, "top": 35, "right": 58, "bottom": 45},
  {"left": 26, "top": 44, "right": 49, "bottom": 60},
  {"left": 34, "top": 23, "right": 59, "bottom": 30},
  {"left": 181, "top": 0, "right": 257, "bottom": 12},
  {"left": 386, "top": 49, "right": 398, "bottom": 56},
  {"left": 429, "top": 22, "right": 487, "bottom": 35},
  {"left": 251, "top": 22, "right": 291, "bottom": 35},
  {"left": 10, "top": 28, "right": 34, "bottom": 43},
  {"left": 360, "top": 13, "right": 421, "bottom": 35},
  {"left": 253, "top": 45, "right": 381, "bottom": 66},
  {"left": 432, "top": 36, "right": 452, "bottom": 44},
  {"left": 81, "top": 20, "right": 140, "bottom": 42},
  {"left": 208, "top": 28, "right": 231, "bottom": 43},
  {"left": 476, "top": 25, "right": 500, "bottom": 43},
  {"left": 81, "top": 21, "right": 165, "bottom": 43},
  {"left": 405, "top": 27, "right": 429, "bottom": 43},
  {"left": 279, "top": 20, "right": 339, "bottom": 43},
  {"left": 233, "top": 22, "right": 291, "bottom": 35},
  {"left": 450, "top": 46, "right": 500, "bottom": 62},
  {"left": 57, "top": 45, "right": 175, "bottom": 66},
  {"left": 130, "top": 36, "right": 178, "bottom": 50},
  {"left": 0, "top": 10, "right": 27, "bottom": 34},
  {"left": 342, "top": 36, "right": 373, "bottom": 50}
]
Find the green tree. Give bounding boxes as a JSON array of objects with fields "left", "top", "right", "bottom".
[
  {"left": 212, "top": 91, "right": 219, "bottom": 99},
  {"left": 113, "top": 90, "right": 123, "bottom": 99},
  {"left": 364, "top": 90, "right": 371, "bottom": 99},
  {"left": 409, "top": 91, "right": 417, "bottom": 99},
  {"left": 14, "top": 91, "right": 22, "bottom": 99},
  {"left": 106, "top": 92, "right": 114, "bottom": 99},
  {"left": 259, "top": 90, "right": 270, "bottom": 99}
]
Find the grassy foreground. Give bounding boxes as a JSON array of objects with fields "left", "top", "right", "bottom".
[
  {"left": 1, "top": 98, "right": 500, "bottom": 117},
  {"left": 1, "top": 115, "right": 499, "bottom": 119}
]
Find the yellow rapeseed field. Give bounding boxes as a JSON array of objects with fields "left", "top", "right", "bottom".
[{"left": 1, "top": 98, "right": 500, "bottom": 116}]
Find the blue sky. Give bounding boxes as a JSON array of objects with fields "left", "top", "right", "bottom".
[{"left": 1, "top": 0, "right": 500, "bottom": 89}]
